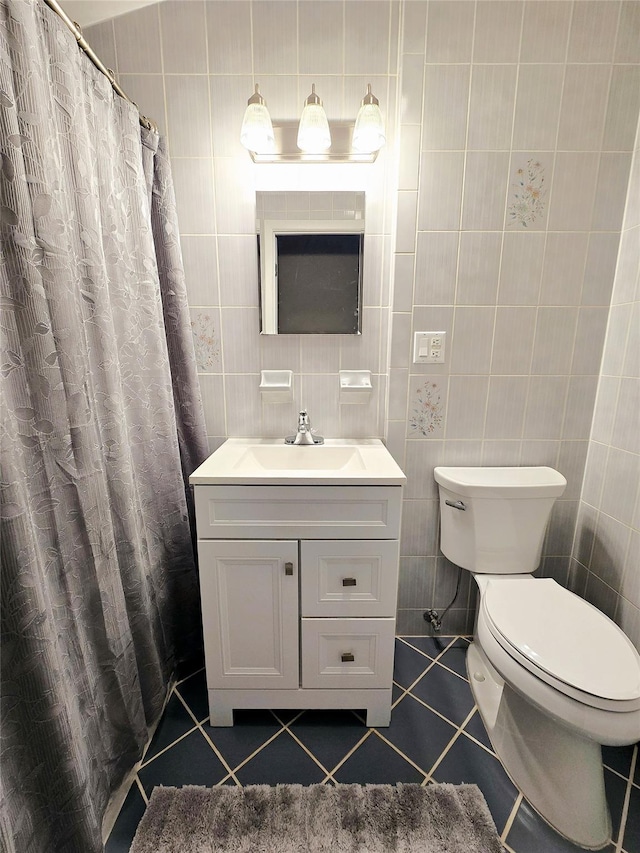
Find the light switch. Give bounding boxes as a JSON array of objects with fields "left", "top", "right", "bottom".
[{"left": 413, "top": 331, "right": 446, "bottom": 364}]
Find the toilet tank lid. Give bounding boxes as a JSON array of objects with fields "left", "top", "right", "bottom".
[{"left": 434, "top": 466, "right": 567, "bottom": 498}]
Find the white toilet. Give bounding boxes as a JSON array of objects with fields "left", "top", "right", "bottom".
[{"left": 434, "top": 466, "right": 640, "bottom": 850}]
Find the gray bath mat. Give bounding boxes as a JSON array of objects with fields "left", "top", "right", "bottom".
[{"left": 129, "top": 782, "right": 503, "bottom": 852}]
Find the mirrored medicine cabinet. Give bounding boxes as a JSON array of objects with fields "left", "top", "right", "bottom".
[{"left": 256, "top": 191, "right": 365, "bottom": 335}]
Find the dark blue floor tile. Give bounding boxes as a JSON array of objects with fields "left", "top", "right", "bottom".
[
  {"left": 401, "top": 636, "right": 454, "bottom": 658},
  {"left": 602, "top": 743, "right": 635, "bottom": 779},
  {"left": 461, "top": 708, "right": 494, "bottom": 752},
  {"left": 431, "top": 733, "right": 518, "bottom": 834},
  {"left": 506, "top": 798, "right": 616, "bottom": 853},
  {"left": 144, "top": 693, "right": 195, "bottom": 762},
  {"left": 175, "top": 669, "right": 209, "bottom": 723},
  {"left": 382, "top": 693, "right": 457, "bottom": 775},
  {"left": 623, "top": 782, "right": 640, "bottom": 853},
  {"left": 203, "top": 709, "right": 283, "bottom": 770},
  {"left": 105, "top": 782, "right": 146, "bottom": 853},
  {"left": 113, "top": 635, "right": 631, "bottom": 853},
  {"left": 138, "top": 728, "right": 228, "bottom": 795},
  {"left": 333, "top": 731, "right": 424, "bottom": 784},
  {"left": 235, "top": 730, "right": 326, "bottom": 785},
  {"left": 392, "top": 682, "right": 404, "bottom": 703},
  {"left": 289, "top": 710, "right": 367, "bottom": 772},
  {"left": 410, "top": 661, "right": 475, "bottom": 727},
  {"left": 436, "top": 638, "right": 470, "bottom": 679},
  {"left": 393, "top": 639, "right": 434, "bottom": 688}
]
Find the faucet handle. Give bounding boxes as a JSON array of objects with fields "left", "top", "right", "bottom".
[{"left": 298, "top": 409, "right": 310, "bottom": 428}]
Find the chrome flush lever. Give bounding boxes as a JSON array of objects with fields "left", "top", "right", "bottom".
[{"left": 445, "top": 500, "right": 466, "bottom": 511}]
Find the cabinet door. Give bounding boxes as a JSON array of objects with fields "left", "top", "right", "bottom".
[
  {"left": 198, "top": 540, "right": 298, "bottom": 689},
  {"left": 300, "top": 540, "right": 399, "bottom": 617}
]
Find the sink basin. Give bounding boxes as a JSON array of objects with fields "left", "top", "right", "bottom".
[
  {"left": 235, "top": 444, "right": 365, "bottom": 473},
  {"left": 189, "top": 439, "right": 406, "bottom": 485}
]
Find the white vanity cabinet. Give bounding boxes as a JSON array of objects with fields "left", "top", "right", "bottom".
[{"left": 192, "top": 479, "right": 403, "bottom": 727}]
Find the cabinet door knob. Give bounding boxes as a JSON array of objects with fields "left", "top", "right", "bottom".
[
  {"left": 342, "top": 577, "right": 357, "bottom": 587},
  {"left": 284, "top": 562, "right": 294, "bottom": 575},
  {"left": 341, "top": 652, "right": 355, "bottom": 662}
]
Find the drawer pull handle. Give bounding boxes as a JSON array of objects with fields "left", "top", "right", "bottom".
[
  {"left": 341, "top": 652, "right": 355, "bottom": 663},
  {"left": 284, "top": 562, "right": 294, "bottom": 576},
  {"left": 342, "top": 577, "right": 357, "bottom": 587}
]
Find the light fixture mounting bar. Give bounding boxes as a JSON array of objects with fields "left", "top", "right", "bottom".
[{"left": 248, "top": 122, "right": 378, "bottom": 164}]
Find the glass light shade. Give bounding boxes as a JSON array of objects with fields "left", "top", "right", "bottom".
[
  {"left": 240, "top": 102, "right": 274, "bottom": 153},
  {"left": 297, "top": 103, "right": 331, "bottom": 152},
  {"left": 352, "top": 102, "right": 385, "bottom": 153}
]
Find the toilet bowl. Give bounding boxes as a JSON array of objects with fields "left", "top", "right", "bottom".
[{"left": 434, "top": 466, "right": 640, "bottom": 850}]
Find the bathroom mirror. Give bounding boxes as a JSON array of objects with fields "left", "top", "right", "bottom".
[{"left": 256, "top": 191, "right": 364, "bottom": 335}]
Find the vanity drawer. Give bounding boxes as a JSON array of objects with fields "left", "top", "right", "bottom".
[
  {"left": 301, "top": 618, "right": 395, "bottom": 689},
  {"left": 301, "top": 540, "right": 399, "bottom": 618},
  {"left": 194, "top": 485, "right": 402, "bottom": 540}
]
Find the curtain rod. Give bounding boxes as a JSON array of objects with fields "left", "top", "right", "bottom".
[{"left": 42, "top": 0, "right": 157, "bottom": 132}]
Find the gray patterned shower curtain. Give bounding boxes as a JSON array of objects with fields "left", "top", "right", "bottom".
[{"left": 0, "top": 1, "right": 209, "bottom": 851}]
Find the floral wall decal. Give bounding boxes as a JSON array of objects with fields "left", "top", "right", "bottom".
[
  {"left": 409, "top": 380, "right": 444, "bottom": 436},
  {"left": 190, "top": 309, "right": 221, "bottom": 372},
  {"left": 508, "top": 158, "right": 547, "bottom": 228}
]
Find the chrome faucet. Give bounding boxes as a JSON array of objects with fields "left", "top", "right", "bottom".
[{"left": 284, "top": 410, "right": 324, "bottom": 445}]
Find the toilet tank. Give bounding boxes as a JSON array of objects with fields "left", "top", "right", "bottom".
[{"left": 434, "top": 467, "right": 567, "bottom": 574}]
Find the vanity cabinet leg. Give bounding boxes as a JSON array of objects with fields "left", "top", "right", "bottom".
[
  {"left": 365, "top": 699, "right": 391, "bottom": 728},
  {"left": 208, "top": 691, "right": 234, "bottom": 726}
]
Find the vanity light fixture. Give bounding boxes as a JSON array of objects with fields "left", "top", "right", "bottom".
[
  {"left": 352, "top": 84, "right": 386, "bottom": 154},
  {"left": 297, "top": 84, "right": 331, "bottom": 153},
  {"left": 241, "top": 82, "right": 384, "bottom": 163},
  {"left": 240, "top": 84, "right": 274, "bottom": 154}
]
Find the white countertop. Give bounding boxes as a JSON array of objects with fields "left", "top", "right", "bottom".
[{"left": 189, "top": 438, "right": 407, "bottom": 486}]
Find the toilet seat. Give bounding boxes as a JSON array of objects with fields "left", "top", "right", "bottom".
[{"left": 481, "top": 577, "right": 640, "bottom": 712}]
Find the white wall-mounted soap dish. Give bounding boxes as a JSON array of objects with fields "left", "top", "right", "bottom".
[
  {"left": 260, "top": 370, "right": 293, "bottom": 403},
  {"left": 339, "top": 370, "right": 373, "bottom": 404}
]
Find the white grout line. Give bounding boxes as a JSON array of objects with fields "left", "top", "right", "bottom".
[
  {"left": 421, "top": 727, "right": 464, "bottom": 784},
  {"left": 174, "top": 681, "right": 206, "bottom": 725},
  {"left": 284, "top": 726, "right": 331, "bottom": 777},
  {"left": 138, "top": 687, "right": 240, "bottom": 784},
  {"left": 615, "top": 745, "right": 637, "bottom": 853},
  {"left": 397, "top": 634, "right": 457, "bottom": 660},
  {"left": 370, "top": 727, "right": 431, "bottom": 779},
  {"left": 175, "top": 665, "right": 205, "bottom": 687},
  {"left": 217, "top": 726, "right": 288, "bottom": 779},
  {"left": 135, "top": 775, "right": 149, "bottom": 806},
  {"left": 139, "top": 723, "right": 199, "bottom": 768},
  {"left": 194, "top": 722, "right": 241, "bottom": 787},
  {"left": 325, "top": 730, "right": 373, "bottom": 778},
  {"left": 501, "top": 792, "right": 523, "bottom": 845}
]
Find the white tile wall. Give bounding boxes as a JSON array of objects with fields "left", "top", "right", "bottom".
[
  {"left": 390, "top": 0, "right": 639, "bottom": 634},
  {"left": 90, "top": 0, "right": 639, "bottom": 637},
  {"left": 520, "top": 1, "right": 571, "bottom": 63},
  {"left": 572, "top": 120, "right": 640, "bottom": 650}
]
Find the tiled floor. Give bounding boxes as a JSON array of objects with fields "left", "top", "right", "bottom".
[{"left": 106, "top": 636, "right": 638, "bottom": 853}]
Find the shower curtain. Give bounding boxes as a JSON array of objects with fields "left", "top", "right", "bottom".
[{"left": 0, "top": 1, "right": 209, "bottom": 851}]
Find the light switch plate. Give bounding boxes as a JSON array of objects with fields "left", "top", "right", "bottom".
[{"left": 413, "top": 331, "right": 446, "bottom": 364}]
